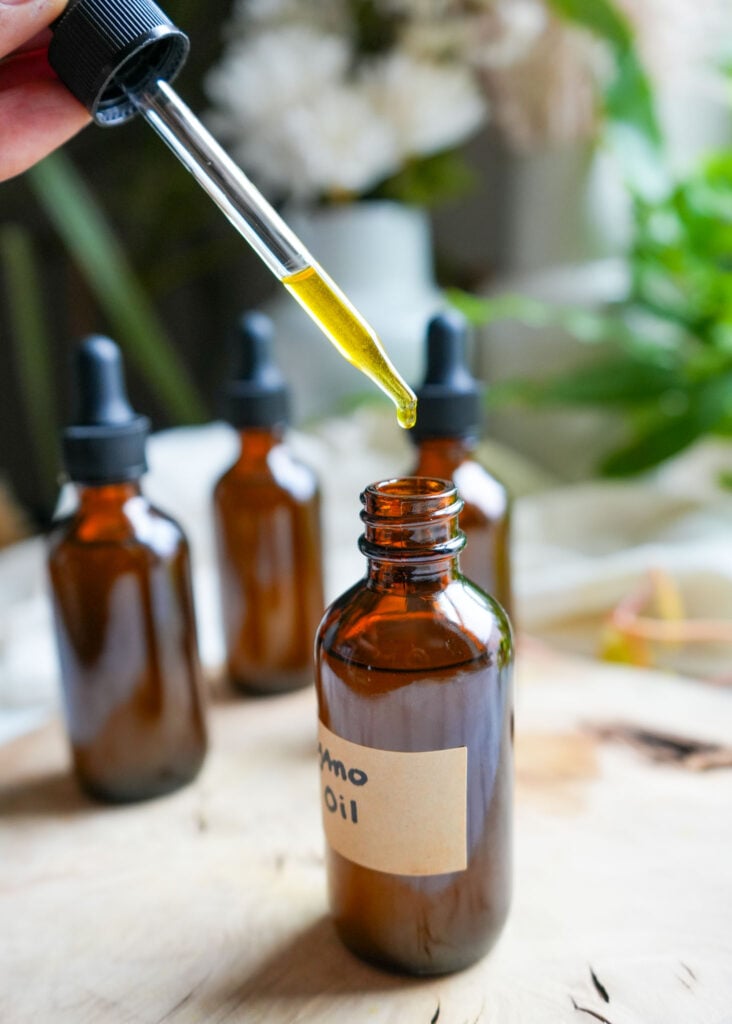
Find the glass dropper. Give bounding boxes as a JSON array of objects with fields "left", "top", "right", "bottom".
[
  {"left": 134, "top": 80, "right": 415, "bottom": 428},
  {"left": 46, "top": 0, "right": 416, "bottom": 429}
]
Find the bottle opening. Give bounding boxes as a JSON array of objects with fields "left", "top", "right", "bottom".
[
  {"left": 359, "top": 477, "right": 464, "bottom": 562},
  {"left": 370, "top": 477, "right": 449, "bottom": 499},
  {"left": 361, "top": 477, "right": 460, "bottom": 520}
]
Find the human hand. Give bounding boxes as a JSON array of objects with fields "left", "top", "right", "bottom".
[{"left": 0, "top": 0, "right": 91, "bottom": 181}]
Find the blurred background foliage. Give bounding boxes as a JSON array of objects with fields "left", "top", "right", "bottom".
[{"left": 452, "top": 3, "right": 732, "bottom": 484}]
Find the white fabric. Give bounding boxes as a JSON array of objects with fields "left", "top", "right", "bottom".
[
  {"left": 516, "top": 477, "right": 732, "bottom": 680},
  {"left": 0, "top": 413, "right": 729, "bottom": 742}
]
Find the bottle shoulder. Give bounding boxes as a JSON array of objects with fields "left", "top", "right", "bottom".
[
  {"left": 318, "top": 575, "right": 511, "bottom": 671},
  {"left": 215, "top": 445, "right": 319, "bottom": 504},
  {"left": 453, "top": 460, "right": 509, "bottom": 517},
  {"left": 411, "top": 449, "right": 509, "bottom": 520},
  {"left": 48, "top": 496, "right": 187, "bottom": 559}
]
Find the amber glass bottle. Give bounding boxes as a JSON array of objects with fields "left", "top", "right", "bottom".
[
  {"left": 316, "top": 477, "right": 513, "bottom": 976},
  {"left": 410, "top": 311, "right": 512, "bottom": 618},
  {"left": 213, "top": 312, "right": 324, "bottom": 694},
  {"left": 47, "top": 336, "right": 207, "bottom": 803}
]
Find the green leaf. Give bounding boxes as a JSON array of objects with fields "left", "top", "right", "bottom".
[
  {"left": 446, "top": 288, "right": 618, "bottom": 342},
  {"left": 548, "top": 0, "right": 670, "bottom": 202},
  {"left": 600, "top": 373, "right": 732, "bottom": 475},
  {"left": 446, "top": 288, "right": 682, "bottom": 361},
  {"left": 603, "top": 49, "right": 669, "bottom": 202},
  {"left": 0, "top": 224, "right": 59, "bottom": 510},
  {"left": 548, "top": 0, "right": 632, "bottom": 49},
  {"left": 528, "top": 358, "right": 684, "bottom": 407},
  {"left": 27, "top": 152, "right": 208, "bottom": 424}
]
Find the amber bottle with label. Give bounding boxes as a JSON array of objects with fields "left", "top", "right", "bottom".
[
  {"left": 47, "top": 336, "right": 207, "bottom": 803},
  {"left": 316, "top": 477, "right": 513, "bottom": 976},
  {"left": 410, "top": 311, "right": 513, "bottom": 618},
  {"left": 213, "top": 311, "right": 324, "bottom": 694}
]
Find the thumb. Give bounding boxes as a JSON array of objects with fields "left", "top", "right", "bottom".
[{"left": 0, "top": 0, "right": 69, "bottom": 60}]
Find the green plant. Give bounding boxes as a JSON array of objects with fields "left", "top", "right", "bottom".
[
  {"left": 1, "top": 224, "right": 58, "bottom": 512},
  {"left": 28, "top": 153, "right": 208, "bottom": 426},
  {"left": 451, "top": 0, "right": 732, "bottom": 482},
  {"left": 0, "top": 153, "right": 209, "bottom": 518}
]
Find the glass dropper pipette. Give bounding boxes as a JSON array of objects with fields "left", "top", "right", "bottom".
[
  {"left": 135, "top": 81, "right": 415, "bottom": 429},
  {"left": 47, "top": 0, "right": 416, "bottom": 429}
]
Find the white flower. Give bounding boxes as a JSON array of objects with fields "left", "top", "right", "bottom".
[
  {"left": 205, "top": 14, "right": 489, "bottom": 200},
  {"left": 205, "top": 26, "right": 350, "bottom": 132},
  {"left": 365, "top": 52, "right": 488, "bottom": 160},
  {"left": 235, "top": 87, "right": 401, "bottom": 199},
  {"left": 204, "top": 0, "right": 732, "bottom": 196}
]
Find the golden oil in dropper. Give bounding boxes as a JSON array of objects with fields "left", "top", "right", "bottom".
[
  {"left": 131, "top": 82, "right": 419, "bottom": 429},
  {"left": 282, "top": 264, "right": 416, "bottom": 429}
]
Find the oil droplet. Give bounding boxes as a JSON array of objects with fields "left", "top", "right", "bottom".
[{"left": 397, "top": 398, "right": 417, "bottom": 430}]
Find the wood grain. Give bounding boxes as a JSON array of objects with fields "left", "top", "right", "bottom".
[{"left": 1, "top": 640, "right": 731, "bottom": 1023}]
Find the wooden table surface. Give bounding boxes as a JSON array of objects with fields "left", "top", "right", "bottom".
[{"left": 1, "top": 640, "right": 731, "bottom": 1024}]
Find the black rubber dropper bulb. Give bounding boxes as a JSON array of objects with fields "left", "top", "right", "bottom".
[
  {"left": 223, "top": 312, "right": 289, "bottom": 430},
  {"left": 411, "top": 311, "right": 483, "bottom": 441},
  {"left": 62, "top": 335, "right": 150, "bottom": 483}
]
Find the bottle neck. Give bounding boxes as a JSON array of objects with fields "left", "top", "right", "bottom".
[
  {"left": 237, "top": 425, "right": 285, "bottom": 461},
  {"left": 412, "top": 435, "right": 476, "bottom": 475},
  {"left": 75, "top": 479, "right": 143, "bottom": 511},
  {"left": 359, "top": 477, "right": 464, "bottom": 589}
]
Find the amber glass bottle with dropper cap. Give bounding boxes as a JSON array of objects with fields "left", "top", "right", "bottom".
[
  {"left": 316, "top": 477, "right": 513, "bottom": 976},
  {"left": 47, "top": 336, "right": 207, "bottom": 803},
  {"left": 410, "top": 311, "right": 513, "bottom": 618},
  {"left": 213, "top": 312, "right": 324, "bottom": 694}
]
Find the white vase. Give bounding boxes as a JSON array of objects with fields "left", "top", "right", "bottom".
[{"left": 263, "top": 200, "right": 443, "bottom": 424}]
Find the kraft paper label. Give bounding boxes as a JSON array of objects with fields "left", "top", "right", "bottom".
[{"left": 318, "top": 721, "right": 468, "bottom": 876}]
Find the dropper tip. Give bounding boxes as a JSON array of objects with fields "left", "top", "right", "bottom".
[{"left": 396, "top": 396, "right": 418, "bottom": 430}]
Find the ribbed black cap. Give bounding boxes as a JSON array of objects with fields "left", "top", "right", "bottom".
[
  {"left": 62, "top": 336, "right": 149, "bottom": 483},
  {"left": 411, "top": 311, "right": 483, "bottom": 441},
  {"left": 49, "top": 0, "right": 189, "bottom": 126},
  {"left": 222, "top": 312, "right": 289, "bottom": 429}
]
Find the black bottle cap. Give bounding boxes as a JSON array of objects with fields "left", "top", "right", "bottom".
[
  {"left": 223, "top": 312, "right": 290, "bottom": 429},
  {"left": 62, "top": 335, "right": 150, "bottom": 483},
  {"left": 411, "top": 310, "right": 483, "bottom": 441},
  {"left": 48, "top": 0, "right": 189, "bottom": 126}
]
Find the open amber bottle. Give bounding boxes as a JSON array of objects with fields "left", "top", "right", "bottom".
[
  {"left": 213, "top": 312, "right": 324, "bottom": 694},
  {"left": 47, "top": 336, "right": 207, "bottom": 803},
  {"left": 410, "top": 311, "right": 512, "bottom": 618},
  {"left": 316, "top": 477, "right": 513, "bottom": 976}
]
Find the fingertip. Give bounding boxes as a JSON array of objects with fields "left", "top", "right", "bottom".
[
  {"left": 0, "top": 79, "right": 91, "bottom": 181},
  {"left": 0, "top": 0, "right": 69, "bottom": 58}
]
